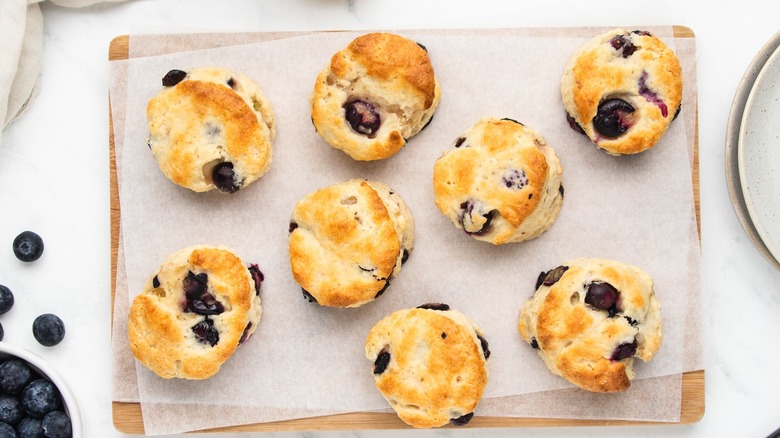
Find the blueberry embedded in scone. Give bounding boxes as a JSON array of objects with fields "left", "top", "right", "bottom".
[
  {"left": 288, "top": 179, "right": 414, "bottom": 307},
  {"left": 146, "top": 67, "right": 275, "bottom": 193},
  {"left": 365, "top": 304, "right": 489, "bottom": 428},
  {"left": 518, "top": 258, "right": 662, "bottom": 392},
  {"left": 127, "top": 245, "right": 264, "bottom": 380},
  {"left": 433, "top": 117, "right": 564, "bottom": 245},
  {"left": 311, "top": 32, "right": 441, "bottom": 161},
  {"left": 561, "top": 29, "right": 683, "bottom": 155}
]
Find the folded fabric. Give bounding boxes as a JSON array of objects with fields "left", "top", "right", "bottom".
[{"left": 0, "top": 0, "right": 128, "bottom": 146}]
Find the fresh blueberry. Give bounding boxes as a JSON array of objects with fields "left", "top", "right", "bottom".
[
  {"left": 0, "top": 285, "right": 13, "bottom": 315},
  {"left": 212, "top": 162, "right": 242, "bottom": 194},
  {"left": 0, "top": 394, "right": 23, "bottom": 426},
  {"left": 611, "top": 339, "right": 638, "bottom": 361},
  {"left": 41, "top": 411, "right": 71, "bottom": 438},
  {"left": 32, "top": 315, "right": 65, "bottom": 347},
  {"left": 344, "top": 100, "right": 380, "bottom": 136},
  {"left": 593, "top": 98, "right": 635, "bottom": 138},
  {"left": 542, "top": 266, "right": 569, "bottom": 287},
  {"left": 17, "top": 416, "right": 44, "bottom": 438},
  {"left": 0, "top": 360, "right": 33, "bottom": 394},
  {"left": 191, "top": 318, "right": 219, "bottom": 347},
  {"left": 450, "top": 412, "right": 474, "bottom": 426},
  {"left": 373, "top": 349, "right": 390, "bottom": 375},
  {"left": 585, "top": 282, "right": 619, "bottom": 310},
  {"left": 161, "top": 69, "right": 187, "bottom": 87},
  {"left": 13, "top": 231, "right": 44, "bottom": 263},
  {"left": 0, "top": 422, "right": 15, "bottom": 438},
  {"left": 21, "top": 380, "right": 59, "bottom": 418},
  {"left": 248, "top": 265, "right": 264, "bottom": 296}
]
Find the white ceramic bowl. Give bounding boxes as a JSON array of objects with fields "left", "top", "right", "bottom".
[{"left": 0, "top": 343, "right": 82, "bottom": 437}]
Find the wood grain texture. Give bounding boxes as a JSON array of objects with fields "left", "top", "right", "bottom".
[{"left": 109, "top": 26, "right": 704, "bottom": 434}]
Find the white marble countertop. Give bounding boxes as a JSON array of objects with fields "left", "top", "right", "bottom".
[{"left": 1, "top": 0, "right": 779, "bottom": 437}]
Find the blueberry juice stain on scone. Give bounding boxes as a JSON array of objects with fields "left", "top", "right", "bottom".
[
  {"left": 311, "top": 33, "right": 441, "bottom": 161},
  {"left": 561, "top": 29, "right": 683, "bottom": 155},
  {"left": 146, "top": 67, "right": 275, "bottom": 193}
]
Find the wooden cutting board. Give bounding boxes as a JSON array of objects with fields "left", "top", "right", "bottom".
[{"left": 109, "top": 27, "right": 704, "bottom": 434}]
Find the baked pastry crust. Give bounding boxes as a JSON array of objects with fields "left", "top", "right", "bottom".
[
  {"left": 365, "top": 305, "right": 489, "bottom": 428},
  {"left": 433, "top": 117, "right": 563, "bottom": 245},
  {"left": 147, "top": 67, "right": 275, "bottom": 192},
  {"left": 127, "top": 245, "right": 263, "bottom": 380},
  {"left": 311, "top": 32, "right": 441, "bottom": 160},
  {"left": 518, "top": 258, "right": 662, "bottom": 392},
  {"left": 288, "top": 179, "right": 413, "bottom": 307},
  {"left": 560, "top": 29, "right": 682, "bottom": 155}
]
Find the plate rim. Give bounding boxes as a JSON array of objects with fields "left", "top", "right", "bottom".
[{"left": 725, "top": 30, "right": 780, "bottom": 270}]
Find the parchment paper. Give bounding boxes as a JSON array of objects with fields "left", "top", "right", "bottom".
[{"left": 110, "top": 27, "right": 701, "bottom": 435}]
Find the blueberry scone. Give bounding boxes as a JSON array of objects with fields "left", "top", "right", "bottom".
[
  {"left": 127, "top": 245, "right": 264, "bottom": 380},
  {"left": 288, "top": 179, "right": 413, "bottom": 307},
  {"left": 433, "top": 117, "right": 564, "bottom": 245},
  {"left": 311, "top": 32, "right": 441, "bottom": 161},
  {"left": 518, "top": 258, "right": 662, "bottom": 392},
  {"left": 561, "top": 29, "right": 682, "bottom": 155},
  {"left": 365, "top": 304, "right": 490, "bottom": 428},
  {"left": 146, "top": 67, "right": 275, "bottom": 193}
]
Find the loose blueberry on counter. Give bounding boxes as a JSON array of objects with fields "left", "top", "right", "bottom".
[
  {"left": 0, "top": 360, "right": 33, "bottom": 394},
  {"left": 12, "top": 231, "right": 44, "bottom": 263},
  {"left": 344, "top": 100, "right": 381, "bottom": 136},
  {"left": 373, "top": 349, "right": 390, "bottom": 375},
  {"left": 17, "top": 416, "right": 44, "bottom": 437},
  {"left": 41, "top": 411, "right": 71, "bottom": 438},
  {"left": 212, "top": 162, "right": 242, "bottom": 194},
  {"left": 0, "top": 394, "right": 23, "bottom": 425},
  {"left": 0, "top": 422, "right": 14, "bottom": 438},
  {"left": 584, "top": 282, "right": 619, "bottom": 310},
  {"left": 191, "top": 318, "right": 219, "bottom": 346},
  {"left": 541, "top": 266, "right": 569, "bottom": 287},
  {"left": 32, "top": 314, "right": 65, "bottom": 347},
  {"left": 248, "top": 265, "right": 264, "bottom": 296},
  {"left": 0, "top": 285, "right": 13, "bottom": 315},
  {"left": 417, "top": 303, "right": 449, "bottom": 311},
  {"left": 21, "top": 380, "right": 59, "bottom": 418},
  {"left": 161, "top": 69, "right": 187, "bottom": 87},
  {"left": 593, "top": 98, "right": 635, "bottom": 138},
  {"left": 450, "top": 412, "right": 474, "bottom": 426},
  {"left": 611, "top": 339, "right": 638, "bottom": 361}
]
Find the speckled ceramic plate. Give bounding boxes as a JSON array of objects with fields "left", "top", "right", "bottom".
[
  {"left": 737, "top": 37, "right": 780, "bottom": 267},
  {"left": 727, "top": 31, "right": 780, "bottom": 271}
]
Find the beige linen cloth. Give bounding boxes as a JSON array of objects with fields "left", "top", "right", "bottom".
[{"left": 0, "top": 0, "right": 127, "bottom": 145}]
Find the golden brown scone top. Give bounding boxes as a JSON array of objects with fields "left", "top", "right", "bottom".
[
  {"left": 128, "top": 245, "right": 261, "bottom": 380},
  {"left": 366, "top": 306, "right": 489, "bottom": 428},
  {"left": 518, "top": 258, "right": 662, "bottom": 392},
  {"left": 288, "top": 180, "right": 402, "bottom": 307}
]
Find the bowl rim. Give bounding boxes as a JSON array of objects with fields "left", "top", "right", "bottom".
[{"left": 0, "top": 342, "right": 82, "bottom": 437}]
